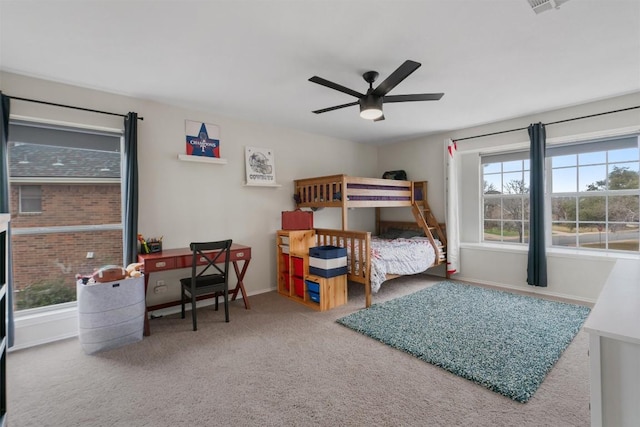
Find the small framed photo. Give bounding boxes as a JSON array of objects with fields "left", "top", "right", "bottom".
[{"left": 245, "top": 146, "right": 277, "bottom": 185}]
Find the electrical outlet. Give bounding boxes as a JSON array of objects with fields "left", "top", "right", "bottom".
[
  {"left": 154, "top": 280, "right": 167, "bottom": 294},
  {"left": 86, "top": 252, "right": 94, "bottom": 259}
]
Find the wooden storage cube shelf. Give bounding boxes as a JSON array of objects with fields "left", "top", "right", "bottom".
[
  {"left": 277, "top": 229, "right": 315, "bottom": 254},
  {"left": 304, "top": 274, "right": 347, "bottom": 311},
  {"left": 276, "top": 230, "right": 314, "bottom": 300},
  {"left": 276, "top": 229, "right": 347, "bottom": 310},
  {"left": 280, "top": 273, "right": 290, "bottom": 292}
]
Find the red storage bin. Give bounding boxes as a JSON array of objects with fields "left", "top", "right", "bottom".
[
  {"left": 292, "top": 257, "right": 304, "bottom": 277},
  {"left": 282, "top": 210, "right": 313, "bottom": 230},
  {"left": 282, "top": 254, "right": 290, "bottom": 272},
  {"left": 294, "top": 277, "right": 304, "bottom": 298}
]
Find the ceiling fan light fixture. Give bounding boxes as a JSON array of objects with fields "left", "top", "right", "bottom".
[
  {"left": 359, "top": 95, "right": 383, "bottom": 120},
  {"left": 309, "top": 60, "right": 443, "bottom": 121}
]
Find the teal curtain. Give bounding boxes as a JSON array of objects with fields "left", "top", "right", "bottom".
[
  {"left": 527, "top": 122, "right": 547, "bottom": 287},
  {"left": 0, "top": 92, "right": 14, "bottom": 346},
  {"left": 123, "top": 112, "right": 139, "bottom": 264}
]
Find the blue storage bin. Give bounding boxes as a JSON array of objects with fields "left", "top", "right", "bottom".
[
  {"left": 309, "top": 245, "right": 348, "bottom": 278},
  {"left": 309, "top": 245, "right": 347, "bottom": 259},
  {"left": 305, "top": 280, "right": 320, "bottom": 294},
  {"left": 308, "top": 290, "right": 320, "bottom": 303},
  {"left": 309, "top": 265, "right": 348, "bottom": 278}
]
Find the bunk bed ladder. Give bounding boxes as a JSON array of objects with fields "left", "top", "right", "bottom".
[{"left": 411, "top": 202, "right": 447, "bottom": 265}]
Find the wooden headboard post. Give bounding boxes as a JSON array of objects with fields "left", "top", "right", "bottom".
[
  {"left": 341, "top": 175, "right": 348, "bottom": 230},
  {"left": 410, "top": 180, "right": 415, "bottom": 205}
]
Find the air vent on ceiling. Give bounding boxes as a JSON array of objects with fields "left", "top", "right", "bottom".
[{"left": 527, "top": 0, "right": 570, "bottom": 14}]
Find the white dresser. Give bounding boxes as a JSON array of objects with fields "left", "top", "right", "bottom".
[{"left": 583, "top": 258, "right": 640, "bottom": 427}]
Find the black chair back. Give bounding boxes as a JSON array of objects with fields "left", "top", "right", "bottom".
[
  {"left": 190, "top": 240, "right": 232, "bottom": 287},
  {"left": 180, "top": 239, "right": 233, "bottom": 330}
]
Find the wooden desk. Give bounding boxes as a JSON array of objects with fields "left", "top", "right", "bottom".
[{"left": 138, "top": 243, "right": 251, "bottom": 335}]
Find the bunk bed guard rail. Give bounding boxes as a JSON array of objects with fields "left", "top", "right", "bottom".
[{"left": 294, "top": 174, "right": 416, "bottom": 209}]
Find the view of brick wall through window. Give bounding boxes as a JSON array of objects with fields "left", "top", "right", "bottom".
[{"left": 9, "top": 140, "right": 122, "bottom": 310}]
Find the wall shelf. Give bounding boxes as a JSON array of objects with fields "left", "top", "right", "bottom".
[
  {"left": 243, "top": 182, "right": 281, "bottom": 188},
  {"left": 177, "top": 154, "right": 227, "bottom": 164}
]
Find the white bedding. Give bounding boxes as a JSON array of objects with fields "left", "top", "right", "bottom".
[{"left": 369, "top": 236, "right": 436, "bottom": 293}]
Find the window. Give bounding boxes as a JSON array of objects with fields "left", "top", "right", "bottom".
[
  {"left": 482, "top": 154, "right": 530, "bottom": 243},
  {"left": 19, "top": 185, "right": 42, "bottom": 213},
  {"left": 550, "top": 136, "right": 639, "bottom": 251},
  {"left": 481, "top": 134, "right": 640, "bottom": 253},
  {"left": 9, "top": 120, "right": 123, "bottom": 311}
]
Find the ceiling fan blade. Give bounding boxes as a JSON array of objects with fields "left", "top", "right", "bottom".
[
  {"left": 384, "top": 93, "right": 444, "bottom": 103},
  {"left": 309, "top": 76, "right": 364, "bottom": 98},
  {"left": 373, "top": 114, "right": 385, "bottom": 122},
  {"left": 372, "top": 60, "right": 421, "bottom": 97},
  {"left": 312, "top": 101, "right": 359, "bottom": 114}
]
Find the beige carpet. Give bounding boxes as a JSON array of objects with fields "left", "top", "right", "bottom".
[{"left": 7, "top": 275, "right": 591, "bottom": 426}]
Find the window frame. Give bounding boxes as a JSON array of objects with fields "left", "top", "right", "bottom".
[
  {"left": 18, "top": 185, "right": 42, "bottom": 214},
  {"left": 480, "top": 132, "right": 640, "bottom": 254},
  {"left": 481, "top": 158, "right": 530, "bottom": 244},
  {"left": 8, "top": 119, "right": 124, "bottom": 313}
]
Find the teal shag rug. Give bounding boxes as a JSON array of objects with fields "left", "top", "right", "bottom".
[{"left": 336, "top": 281, "right": 591, "bottom": 403}]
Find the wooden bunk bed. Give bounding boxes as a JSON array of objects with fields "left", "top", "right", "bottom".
[{"left": 294, "top": 174, "right": 447, "bottom": 307}]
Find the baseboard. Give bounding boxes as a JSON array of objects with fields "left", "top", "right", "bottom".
[
  {"left": 452, "top": 274, "right": 596, "bottom": 305},
  {"left": 147, "top": 286, "right": 273, "bottom": 318}
]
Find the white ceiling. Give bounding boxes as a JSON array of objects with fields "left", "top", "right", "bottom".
[{"left": 1, "top": 0, "right": 639, "bottom": 145}]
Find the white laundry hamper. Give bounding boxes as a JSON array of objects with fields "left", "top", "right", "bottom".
[{"left": 77, "top": 276, "right": 145, "bottom": 355}]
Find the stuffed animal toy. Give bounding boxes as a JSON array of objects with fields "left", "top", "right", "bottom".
[{"left": 126, "top": 262, "right": 144, "bottom": 278}]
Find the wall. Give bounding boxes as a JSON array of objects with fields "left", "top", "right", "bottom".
[
  {"left": 377, "top": 92, "right": 640, "bottom": 303},
  {"left": 1, "top": 71, "right": 378, "bottom": 348}
]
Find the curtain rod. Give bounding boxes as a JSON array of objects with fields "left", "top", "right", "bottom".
[
  {"left": 7, "top": 95, "right": 144, "bottom": 121},
  {"left": 453, "top": 105, "right": 640, "bottom": 143}
]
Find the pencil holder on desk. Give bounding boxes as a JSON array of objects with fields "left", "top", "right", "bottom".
[{"left": 140, "top": 241, "right": 162, "bottom": 254}]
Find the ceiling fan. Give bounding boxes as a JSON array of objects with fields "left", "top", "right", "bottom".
[{"left": 309, "top": 60, "right": 444, "bottom": 121}]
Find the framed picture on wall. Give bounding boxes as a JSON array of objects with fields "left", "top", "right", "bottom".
[{"left": 245, "top": 146, "right": 277, "bottom": 186}]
